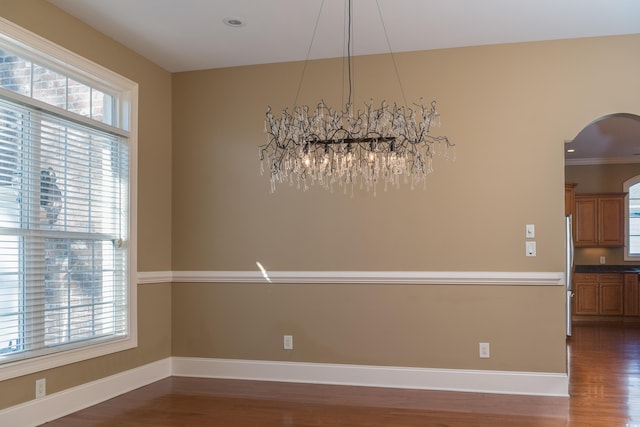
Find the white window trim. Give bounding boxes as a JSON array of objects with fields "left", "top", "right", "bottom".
[
  {"left": 624, "top": 176, "right": 639, "bottom": 261},
  {"left": 0, "top": 18, "right": 138, "bottom": 381}
]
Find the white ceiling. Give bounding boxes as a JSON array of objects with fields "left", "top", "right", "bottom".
[
  {"left": 48, "top": 0, "right": 640, "bottom": 73},
  {"left": 47, "top": 0, "right": 640, "bottom": 163}
]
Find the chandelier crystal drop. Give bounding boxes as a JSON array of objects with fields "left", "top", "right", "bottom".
[{"left": 258, "top": 0, "right": 455, "bottom": 195}]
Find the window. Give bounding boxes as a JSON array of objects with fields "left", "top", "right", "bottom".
[
  {"left": 624, "top": 175, "right": 640, "bottom": 261},
  {"left": 0, "top": 20, "right": 137, "bottom": 380}
]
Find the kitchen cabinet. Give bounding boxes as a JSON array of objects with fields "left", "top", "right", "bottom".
[
  {"left": 574, "top": 193, "right": 625, "bottom": 247},
  {"left": 574, "top": 273, "right": 623, "bottom": 316},
  {"left": 624, "top": 273, "right": 640, "bottom": 317}
]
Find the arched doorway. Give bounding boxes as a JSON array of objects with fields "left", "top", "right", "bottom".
[
  {"left": 565, "top": 113, "right": 640, "bottom": 329},
  {"left": 565, "top": 113, "right": 640, "bottom": 164}
]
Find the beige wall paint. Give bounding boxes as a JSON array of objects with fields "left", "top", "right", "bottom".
[
  {"left": 172, "top": 35, "right": 640, "bottom": 373},
  {"left": 566, "top": 162, "right": 640, "bottom": 265},
  {"left": 567, "top": 163, "right": 640, "bottom": 194},
  {"left": 173, "top": 283, "right": 565, "bottom": 372},
  {"left": 0, "top": 0, "right": 173, "bottom": 410},
  {"left": 172, "top": 35, "right": 640, "bottom": 272}
]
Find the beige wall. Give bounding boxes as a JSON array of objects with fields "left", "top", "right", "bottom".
[
  {"left": 566, "top": 162, "right": 640, "bottom": 264},
  {"left": 0, "top": 0, "right": 173, "bottom": 409},
  {"left": 172, "top": 283, "right": 564, "bottom": 372},
  {"left": 172, "top": 35, "right": 640, "bottom": 272},
  {"left": 171, "top": 35, "right": 640, "bottom": 373},
  {"left": 567, "top": 163, "right": 640, "bottom": 195}
]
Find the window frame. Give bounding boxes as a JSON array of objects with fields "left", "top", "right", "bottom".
[
  {"left": 624, "top": 175, "right": 640, "bottom": 261},
  {"left": 0, "top": 17, "right": 138, "bottom": 381}
]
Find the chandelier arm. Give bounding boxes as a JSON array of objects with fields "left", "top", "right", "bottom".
[
  {"left": 271, "top": 139, "right": 298, "bottom": 173},
  {"left": 259, "top": 134, "right": 281, "bottom": 161}
]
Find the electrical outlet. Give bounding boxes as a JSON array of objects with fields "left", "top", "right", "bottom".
[
  {"left": 283, "top": 335, "right": 293, "bottom": 350},
  {"left": 35, "top": 378, "right": 46, "bottom": 398},
  {"left": 525, "top": 241, "right": 536, "bottom": 257},
  {"left": 479, "top": 342, "right": 490, "bottom": 359}
]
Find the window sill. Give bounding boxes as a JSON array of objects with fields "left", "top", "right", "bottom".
[{"left": 0, "top": 334, "right": 137, "bottom": 381}]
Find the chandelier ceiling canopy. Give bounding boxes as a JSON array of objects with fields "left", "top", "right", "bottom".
[{"left": 259, "top": 0, "right": 455, "bottom": 195}]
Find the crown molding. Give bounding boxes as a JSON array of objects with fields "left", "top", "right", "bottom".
[{"left": 565, "top": 156, "right": 640, "bottom": 166}]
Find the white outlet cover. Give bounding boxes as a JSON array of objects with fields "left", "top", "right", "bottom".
[
  {"left": 479, "top": 342, "right": 490, "bottom": 358},
  {"left": 35, "top": 378, "right": 46, "bottom": 398},
  {"left": 283, "top": 335, "right": 293, "bottom": 350}
]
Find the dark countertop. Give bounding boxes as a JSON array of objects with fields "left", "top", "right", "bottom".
[{"left": 575, "top": 265, "right": 640, "bottom": 274}]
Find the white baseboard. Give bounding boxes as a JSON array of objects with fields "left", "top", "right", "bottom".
[
  {"left": 0, "top": 356, "right": 568, "bottom": 425},
  {"left": 0, "top": 358, "right": 171, "bottom": 427},
  {"left": 172, "top": 357, "right": 569, "bottom": 397}
]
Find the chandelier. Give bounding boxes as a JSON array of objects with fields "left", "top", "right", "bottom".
[{"left": 259, "top": 0, "right": 455, "bottom": 195}]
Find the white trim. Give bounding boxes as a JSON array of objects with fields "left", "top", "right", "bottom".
[
  {"left": 137, "top": 271, "right": 173, "bottom": 284},
  {"left": 565, "top": 156, "right": 640, "bottom": 166},
  {"left": 172, "top": 357, "right": 568, "bottom": 397},
  {"left": 0, "top": 358, "right": 171, "bottom": 427},
  {"left": 0, "top": 337, "right": 136, "bottom": 382},
  {"left": 169, "top": 270, "right": 564, "bottom": 286},
  {"left": 127, "top": 77, "right": 139, "bottom": 354},
  {"left": 0, "top": 87, "right": 129, "bottom": 138},
  {"left": 140, "top": 270, "right": 564, "bottom": 286},
  {"left": 623, "top": 176, "right": 640, "bottom": 261}
]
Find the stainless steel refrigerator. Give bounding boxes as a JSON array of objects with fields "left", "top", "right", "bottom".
[{"left": 565, "top": 214, "right": 574, "bottom": 336}]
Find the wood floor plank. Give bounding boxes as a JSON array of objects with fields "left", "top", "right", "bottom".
[{"left": 44, "top": 323, "right": 640, "bottom": 426}]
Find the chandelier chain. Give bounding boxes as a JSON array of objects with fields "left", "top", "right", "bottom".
[
  {"left": 375, "top": 0, "right": 408, "bottom": 107},
  {"left": 347, "top": 0, "right": 353, "bottom": 107},
  {"left": 294, "top": 0, "right": 326, "bottom": 108}
]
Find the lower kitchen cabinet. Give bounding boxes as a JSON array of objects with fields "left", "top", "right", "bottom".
[
  {"left": 574, "top": 273, "right": 623, "bottom": 316},
  {"left": 624, "top": 273, "right": 640, "bottom": 316}
]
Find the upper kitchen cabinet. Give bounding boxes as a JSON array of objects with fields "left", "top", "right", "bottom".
[{"left": 575, "top": 193, "right": 626, "bottom": 247}]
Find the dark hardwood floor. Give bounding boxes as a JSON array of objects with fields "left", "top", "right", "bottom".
[{"left": 45, "top": 323, "right": 640, "bottom": 426}]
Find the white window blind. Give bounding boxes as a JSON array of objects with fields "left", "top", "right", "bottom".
[{"left": 0, "top": 94, "right": 129, "bottom": 363}]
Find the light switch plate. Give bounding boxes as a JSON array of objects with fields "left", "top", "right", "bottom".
[{"left": 525, "top": 224, "right": 535, "bottom": 238}]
